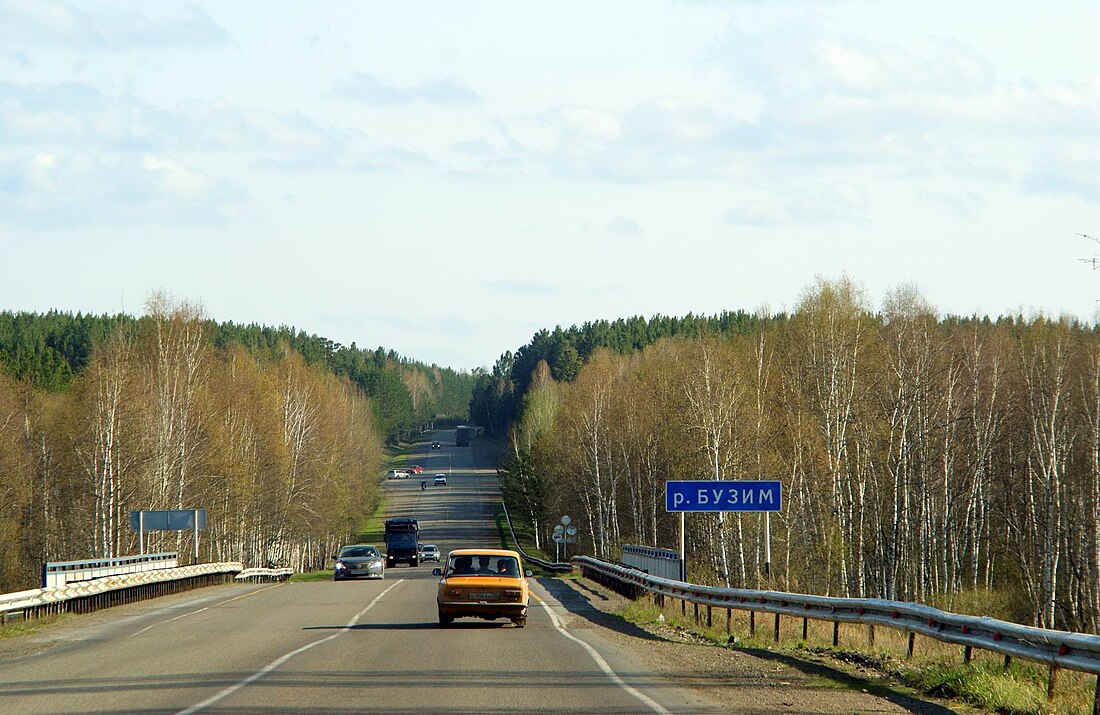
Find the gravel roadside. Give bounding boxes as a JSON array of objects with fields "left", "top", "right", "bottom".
[{"left": 540, "top": 576, "right": 970, "bottom": 715}]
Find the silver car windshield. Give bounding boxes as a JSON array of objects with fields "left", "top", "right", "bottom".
[{"left": 340, "top": 547, "right": 378, "bottom": 558}]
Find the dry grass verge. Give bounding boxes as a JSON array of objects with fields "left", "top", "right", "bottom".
[{"left": 618, "top": 593, "right": 1098, "bottom": 715}]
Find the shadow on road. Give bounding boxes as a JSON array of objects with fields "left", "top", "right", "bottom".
[
  {"left": 535, "top": 578, "right": 664, "bottom": 643},
  {"left": 0, "top": 668, "right": 730, "bottom": 714},
  {"left": 302, "top": 621, "right": 517, "bottom": 631},
  {"left": 542, "top": 575, "right": 956, "bottom": 715},
  {"left": 732, "top": 646, "right": 958, "bottom": 715}
]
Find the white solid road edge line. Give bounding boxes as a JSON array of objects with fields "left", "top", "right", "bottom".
[
  {"left": 538, "top": 598, "right": 671, "bottom": 715},
  {"left": 176, "top": 580, "right": 402, "bottom": 715}
]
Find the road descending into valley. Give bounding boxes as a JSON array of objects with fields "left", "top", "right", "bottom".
[
  {"left": 0, "top": 432, "right": 946, "bottom": 714},
  {"left": 0, "top": 433, "right": 710, "bottom": 714}
]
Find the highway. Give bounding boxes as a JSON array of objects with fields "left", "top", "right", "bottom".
[{"left": 0, "top": 432, "right": 707, "bottom": 714}]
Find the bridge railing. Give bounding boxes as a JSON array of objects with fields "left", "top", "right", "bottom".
[
  {"left": 0, "top": 562, "right": 245, "bottom": 625},
  {"left": 574, "top": 555, "right": 1100, "bottom": 703},
  {"left": 42, "top": 552, "right": 179, "bottom": 587}
]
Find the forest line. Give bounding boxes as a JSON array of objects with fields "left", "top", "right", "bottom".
[
  {"left": 493, "top": 278, "right": 1100, "bottom": 631},
  {"left": 0, "top": 296, "right": 474, "bottom": 590}
]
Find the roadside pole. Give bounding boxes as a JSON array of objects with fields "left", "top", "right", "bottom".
[
  {"left": 764, "top": 512, "right": 771, "bottom": 580},
  {"left": 679, "top": 511, "right": 686, "bottom": 582}
]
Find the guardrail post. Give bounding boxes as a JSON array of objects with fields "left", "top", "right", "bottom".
[
  {"left": 832, "top": 621, "right": 839, "bottom": 647},
  {"left": 773, "top": 613, "right": 780, "bottom": 643},
  {"left": 1003, "top": 654, "right": 1012, "bottom": 671},
  {"left": 726, "top": 608, "right": 732, "bottom": 635},
  {"left": 750, "top": 611, "right": 756, "bottom": 637},
  {"left": 681, "top": 598, "right": 686, "bottom": 616},
  {"left": 707, "top": 605, "right": 712, "bottom": 628},
  {"left": 963, "top": 645, "right": 972, "bottom": 664},
  {"left": 693, "top": 602, "right": 699, "bottom": 624},
  {"left": 907, "top": 632, "right": 916, "bottom": 659},
  {"left": 1093, "top": 674, "right": 1100, "bottom": 715},
  {"left": 802, "top": 616, "right": 808, "bottom": 641},
  {"left": 1048, "top": 664, "right": 1059, "bottom": 700}
]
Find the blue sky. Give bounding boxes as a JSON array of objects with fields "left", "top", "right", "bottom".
[{"left": 1, "top": 1, "right": 1098, "bottom": 369}]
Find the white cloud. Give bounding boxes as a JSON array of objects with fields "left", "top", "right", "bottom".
[
  {"left": 0, "top": 82, "right": 432, "bottom": 174},
  {"left": 1022, "top": 150, "right": 1100, "bottom": 203},
  {"left": 0, "top": 150, "right": 240, "bottom": 227},
  {"left": 725, "top": 182, "right": 869, "bottom": 226},
  {"left": 608, "top": 216, "right": 642, "bottom": 236},
  {"left": 0, "top": 1, "right": 229, "bottom": 50},
  {"left": 450, "top": 138, "right": 496, "bottom": 157},
  {"left": 484, "top": 280, "right": 559, "bottom": 296},
  {"left": 919, "top": 190, "right": 986, "bottom": 219},
  {"left": 333, "top": 73, "right": 481, "bottom": 106},
  {"left": 494, "top": 100, "right": 769, "bottom": 183}
]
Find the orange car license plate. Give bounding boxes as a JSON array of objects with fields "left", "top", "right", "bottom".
[{"left": 468, "top": 592, "right": 499, "bottom": 600}]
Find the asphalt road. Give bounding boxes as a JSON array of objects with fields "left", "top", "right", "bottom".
[{"left": 0, "top": 431, "right": 708, "bottom": 714}]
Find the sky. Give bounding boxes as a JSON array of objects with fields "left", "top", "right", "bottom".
[{"left": 1, "top": 1, "right": 1098, "bottom": 370}]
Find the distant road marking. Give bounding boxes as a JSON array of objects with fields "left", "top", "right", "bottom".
[
  {"left": 128, "top": 584, "right": 281, "bottom": 638},
  {"left": 176, "top": 580, "right": 402, "bottom": 715},
  {"left": 538, "top": 597, "right": 670, "bottom": 715}
]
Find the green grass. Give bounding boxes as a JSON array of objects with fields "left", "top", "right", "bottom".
[
  {"left": 619, "top": 598, "right": 664, "bottom": 625},
  {"left": 898, "top": 660, "right": 1048, "bottom": 714},
  {"left": 494, "top": 506, "right": 508, "bottom": 549},
  {"left": 289, "top": 570, "right": 336, "bottom": 583},
  {"left": 0, "top": 612, "right": 72, "bottom": 639},
  {"left": 357, "top": 492, "right": 389, "bottom": 545}
]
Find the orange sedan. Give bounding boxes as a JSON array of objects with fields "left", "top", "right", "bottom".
[{"left": 433, "top": 549, "right": 531, "bottom": 627}]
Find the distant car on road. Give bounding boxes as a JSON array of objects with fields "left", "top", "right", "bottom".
[
  {"left": 434, "top": 549, "right": 531, "bottom": 627},
  {"left": 386, "top": 469, "right": 410, "bottom": 480},
  {"left": 409, "top": 465, "right": 424, "bottom": 474},
  {"left": 431, "top": 441, "right": 442, "bottom": 449},
  {"left": 419, "top": 544, "right": 441, "bottom": 562},
  {"left": 333, "top": 544, "right": 385, "bottom": 580},
  {"left": 434, "top": 474, "right": 447, "bottom": 486}
]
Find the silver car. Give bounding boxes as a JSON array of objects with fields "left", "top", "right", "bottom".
[
  {"left": 418, "top": 544, "right": 441, "bottom": 562},
  {"left": 334, "top": 544, "right": 385, "bottom": 580}
]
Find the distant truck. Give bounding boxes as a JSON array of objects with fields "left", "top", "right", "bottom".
[
  {"left": 384, "top": 518, "right": 419, "bottom": 567},
  {"left": 455, "top": 425, "right": 472, "bottom": 447}
]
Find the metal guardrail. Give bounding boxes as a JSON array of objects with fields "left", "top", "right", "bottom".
[
  {"left": 499, "top": 501, "right": 573, "bottom": 573},
  {"left": 0, "top": 562, "right": 244, "bottom": 625},
  {"left": 42, "top": 552, "right": 179, "bottom": 588},
  {"left": 575, "top": 555, "right": 1100, "bottom": 697}
]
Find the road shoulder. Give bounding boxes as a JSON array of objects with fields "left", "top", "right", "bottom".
[{"left": 538, "top": 576, "right": 966, "bottom": 715}]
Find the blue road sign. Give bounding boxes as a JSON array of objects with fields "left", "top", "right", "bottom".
[
  {"left": 129, "top": 509, "right": 207, "bottom": 531},
  {"left": 665, "top": 480, "right": 782, "bottom": 512}
]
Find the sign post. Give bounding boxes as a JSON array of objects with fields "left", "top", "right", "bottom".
[
  {"left": 552, "top": 515, "right": 576, "bottom": 563},
  {"left": 665, "top": 480, "right": 782, "bottom": 584}
]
